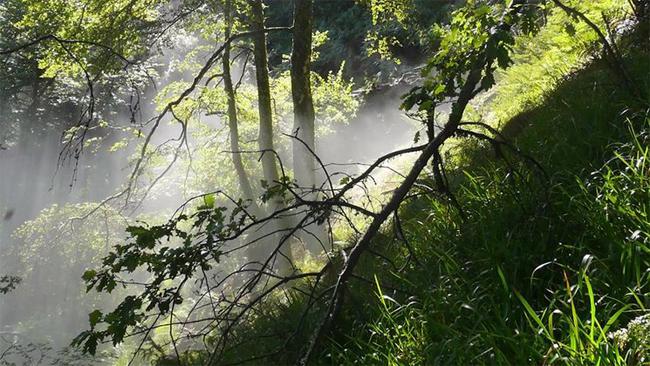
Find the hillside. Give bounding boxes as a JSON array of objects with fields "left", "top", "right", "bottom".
[
  {"left": 213, "top": 4, "right": 650, "bottom": 365},
  {"left": 321, "top": 11, "right": 650, "bottom": 366},
  {"left": 0, "top": 1, "right": 648, "bottom": 365}
]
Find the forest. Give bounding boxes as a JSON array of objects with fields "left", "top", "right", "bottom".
[{"left": 0, "top": 0, "right": 649, "bottom": 365}]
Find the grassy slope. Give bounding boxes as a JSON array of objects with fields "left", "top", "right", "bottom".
[
  {"left": 322, "top": 4, "right": 650, "bottom": 366},
  {"left": 199, "top": 3, "right": 649, "bottom": 365}
]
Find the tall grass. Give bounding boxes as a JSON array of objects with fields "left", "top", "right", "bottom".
[
  {"left": 168, "top": 4, "right": 650, "bottom": 364},
  {"left": 324, "top": 105, "right": 649, "bottom": 366},
  {"left": 516, "top": 272, "right": 632, "bottom": 365},
  {"left": 322, "top": 17, "right": 650, "bottom": 366}
]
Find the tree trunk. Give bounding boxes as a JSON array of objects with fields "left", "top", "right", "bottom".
[
  {"left": 251, "top": 0, "right": 280, "bottom": 189},
  {"left": 291, "top": 0, "right": 316, "bottom": 189},
  {"left": 251, "top": 0, "right": 294, "bottom": 274},
  {"left": 290, "top": 0, "right": 326, "bottom": 255},
  {"left": 223, "top": 0, "right": 256, "bottom": 205}
]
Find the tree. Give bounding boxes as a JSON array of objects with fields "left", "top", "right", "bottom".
[
  {"left": 290, "top": 0, "right": 328, "bottom": 255},
  {"left": 291, "top": 0, "right": 316, "bottom": 191},
  {"left": 70, "top": 2, "right": 542, "bottom": 363},
  {"left": 250, "top": 0, "right": 294, "bottom": 274},
  {"left": 222, "top": 0, "right": 256, "bottom": 206}
]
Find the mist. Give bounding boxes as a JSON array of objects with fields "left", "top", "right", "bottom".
[
  {"left": 3, "top": 0, "right": 646, "bottom": 364},
  {"left": 0, "top": 47, "right": 419, "bottom": 365}
]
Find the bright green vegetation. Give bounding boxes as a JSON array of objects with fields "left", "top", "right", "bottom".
[
  {"left": 324, "top": 17, "right": 650, "bottom": 366},
  {"left": 211, "top": 5, "right": 650, "bottom": 365},
  {"left": 1, "top": 0, "right": 649, "bottom": 365}
]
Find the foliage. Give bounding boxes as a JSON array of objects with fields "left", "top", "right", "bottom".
[
  {"left": 325, "top": 84, "right": 649, "bottom": 366},
  {"left": 401, "top": 0, "right": 536, "bottom": 115},
  {"left": 329, "top": 277, "right": 428, "bottom": 365},
  {"left": 152, "top": 43, "right": 358, "bottom": 196},
  {"left": 486, "top": 0, "right": 631, "bottom": 124},
  {"left": 516, "top": 273, "right": 634, "bottom": 365},
  {"left": 73, "top": 194, "right": 248, "bottom": 354},
  {"left": 318, "top": 3, "right": 650, "bottom": 364},
  {"left": 576, "top": 122, "right": 650, "bottom": 286},
  {"left": 12, "top": 203, "right": 128, "bottom": 277},
  {"left": 2, "top": 0, "right": 649, "bottom": 365},
  {"left": 0, "top": 275, "right": 21, "bottom": 294},
  {"left": 270, "top": 64, "right": 359, "bottom": 136},
  {"left": 364, "top": 0, "right": 455, "bottom": 64},
  {"left": 1, "top": 204, "right": 130, "bottom": 342},
  {"left": 14, "top": 0, "right": 162, "bottom": 77},
  {"left": 265, "top": 0, "right": 453, "bottom": 80},
  {"left": 610, "top": 314, "right": 650, "bottom": 363}
]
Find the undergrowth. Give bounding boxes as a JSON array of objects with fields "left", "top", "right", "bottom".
[
  {"left": 173, "top": 3, "right": 650, "bottom": 365},
  {"left": 318, "top": 11, "right": 650, "bottom": 366}
]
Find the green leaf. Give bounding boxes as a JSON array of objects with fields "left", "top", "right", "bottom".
[
  {"left": 72, "top": 330, "right": 99, "bottom": 355},
  {"left": 515, "top": 290, "right": 548, "bottom": 335},
  {"left": 564, "top": 22, "right": 576, "bottom": 36},
  {"left": 203, "top": 193, "right": 216, "bottom": 208},
  {"left": 433, "top": 84, "right": 446, "bottom": 96},
  {"left": 496, "top": 265, "right": 508, "bottom": 293},
  {"left": 419, "top": 100, "right": 434, "bottom": 112},
  {"left": 480, "top": 72, "right": 495, "bottom": 90},
  {"left": 82, "top": 269, "right": 97, "bottom": 282},
  {"left": 413, "top": 131, "right": 421, "bottom": 143},
  {"left": 89, "top": 309, "right": 103, "bottom": 328},
  {"left": 126, "top": 225, "right": 148, "bottom": 237}
]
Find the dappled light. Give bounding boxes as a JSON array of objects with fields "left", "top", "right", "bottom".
[{"left": 1, "top": 0, "right": 649, "bottom": 365}]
